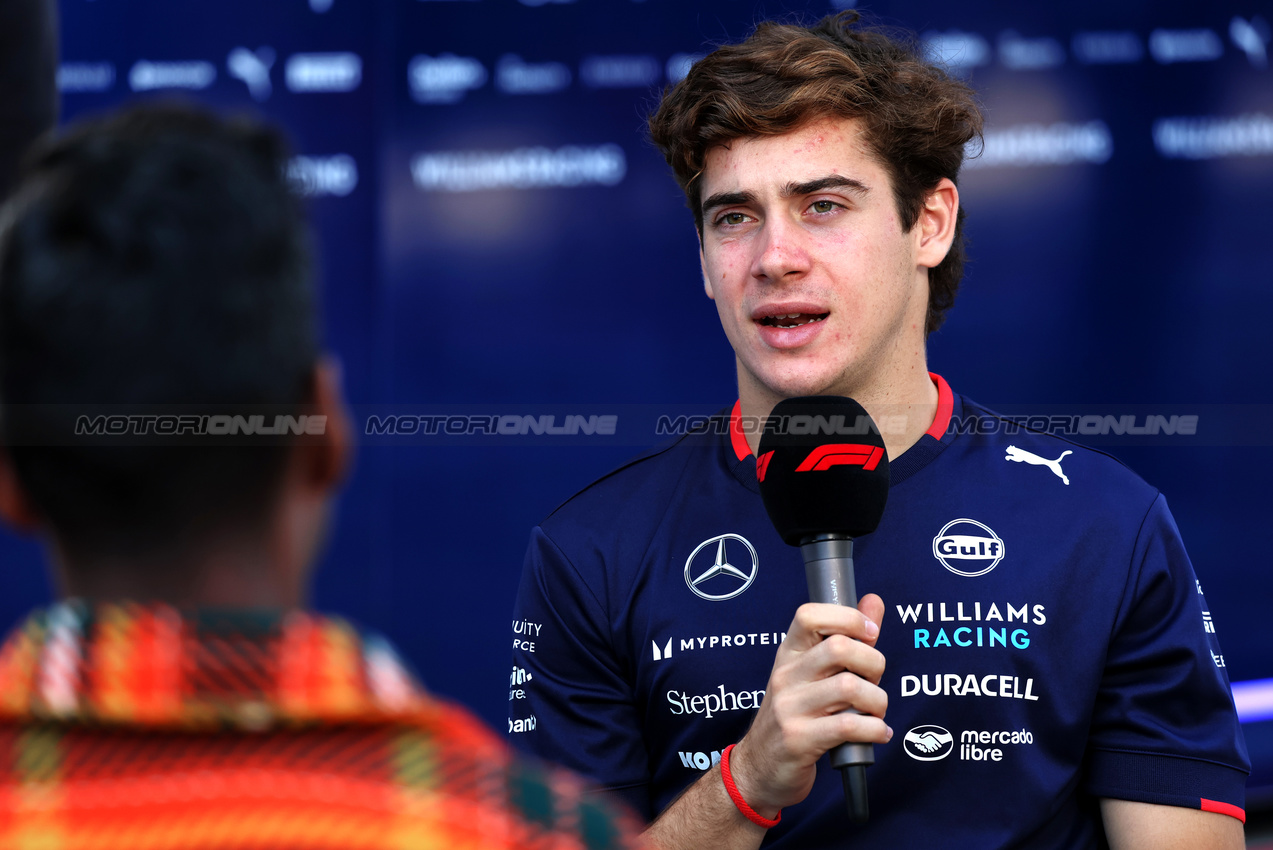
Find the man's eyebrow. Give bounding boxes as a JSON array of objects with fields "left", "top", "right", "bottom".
[
  {"left": 700, "top": 190, "right": 755, "bottom": 219},
  {"left": 700, "top": 177, "right": 868, "bottom": 218},
  {"left": 784, "top": 176, "right": 869, "bottom": 197}
]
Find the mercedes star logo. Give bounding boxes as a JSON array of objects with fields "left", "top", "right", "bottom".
[{"left": 684, "top": 534, "right": 759, "bottom": 601}]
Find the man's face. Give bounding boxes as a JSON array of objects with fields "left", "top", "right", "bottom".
[{"left": 698, "top": 116, "right": 938, "bottom": 408}]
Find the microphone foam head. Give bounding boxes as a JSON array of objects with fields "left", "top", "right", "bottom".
[{"left": 756, "top": 396, "right": 890, "bottom": 545}]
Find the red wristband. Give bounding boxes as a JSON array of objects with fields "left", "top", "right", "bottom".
[{"left": 720, "top": 743, "right": 781, "bottom": 828}]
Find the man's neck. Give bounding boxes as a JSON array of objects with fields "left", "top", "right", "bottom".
[
  {"left": 54, "top": 534, "right": 306, "bottom": 610},
  {"left": 739, "top": 368, "right": 940, "bottom": 461}
]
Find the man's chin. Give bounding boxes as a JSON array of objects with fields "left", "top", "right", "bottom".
[
  {"left": 751, "top": 372, "right": 849, "bottom": 403},
  {"left": 736, "top": 356, "right": 860, "bottom": 405}
]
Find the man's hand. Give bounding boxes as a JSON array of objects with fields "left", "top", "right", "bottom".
[
  {"left": 728, "top": 596, "right": 891, "bottom": 816},
  {"left": 644, "top": 596, "right": 889, "bottom": 850}
]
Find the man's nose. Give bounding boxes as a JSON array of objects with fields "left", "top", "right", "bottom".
[{"left": 750, "top": 216, "right": 811, "bottom": 283}]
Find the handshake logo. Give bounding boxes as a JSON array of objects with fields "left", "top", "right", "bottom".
[{"left": 903, "top": 725, "right": 955, "bottom": 761}]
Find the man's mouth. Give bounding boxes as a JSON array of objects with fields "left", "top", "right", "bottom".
[{"left": 758, "top": 313, "right": 829, "bottom": 329}]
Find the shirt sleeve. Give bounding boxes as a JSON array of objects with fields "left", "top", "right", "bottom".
[
  {"left": 1083, "top": 494, "right": 1250, "bottom": 821},
  {"left": 509, "top": 526, "right": 653, "bottom": 820}
]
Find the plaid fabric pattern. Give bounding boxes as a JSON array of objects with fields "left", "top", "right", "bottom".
[{"left": 0, "top": 602, "right": 644, "bottom": 849}]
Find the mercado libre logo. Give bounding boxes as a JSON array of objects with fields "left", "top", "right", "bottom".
[
  {"left": 932, "top": 519, "right": 1005, "bottom": 578},
  {"left": 903, "top": 726, "right": 954, "bottom": 761}
]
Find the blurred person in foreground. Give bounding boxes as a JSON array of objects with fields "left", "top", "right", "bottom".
[
  {"left": 0, "top": 0, "right": 58, "bottom": 200},
  {"left": 0, "top": 103, "right": 642, "bottom": 850},
  {"left": 509, "top": 12, "right": 1247, "bottom": 849}
]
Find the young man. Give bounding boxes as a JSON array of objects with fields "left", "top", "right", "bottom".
[
  {"left": 0, "top": 104, "right": 642, "bottom": 849},
  {"left": 510, "top": 13, "right": 1248, "bottom": 849}
]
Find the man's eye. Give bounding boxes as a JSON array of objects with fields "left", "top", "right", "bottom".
[
  {"left": 810, "top": 200, "right": 838, "bottom": 214},
  {"left": 720, "top": 212, "right": 748, "bottom": 226}
]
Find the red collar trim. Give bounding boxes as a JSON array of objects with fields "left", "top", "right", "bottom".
[
  {"left": 730, "top": 373, "right": 953, "bottom": 462},
  {"left": 729, "top": 400, "right": 751, "bottom": 462},
  {"left": 925, "top": 372, "right": 954, "bottom": 440}
]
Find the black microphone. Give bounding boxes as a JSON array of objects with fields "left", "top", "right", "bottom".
[{"left": 755, "top": 396, "right": 890, "bottom": 823}]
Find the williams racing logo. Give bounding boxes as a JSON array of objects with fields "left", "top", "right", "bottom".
[
  {"left": 932, "top": 519, "right": 1005, "bottom": 577},
  {"left": 684, "top": 534, "right": 759, "bottom": 601}
]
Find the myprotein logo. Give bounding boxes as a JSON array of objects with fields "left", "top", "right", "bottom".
[
  {"left": 651, "top": 629, "right": 787, "bottom": 662},
  {"left": 932, "top": 519, "right": 1005, "bottom": 577},
  {"left": 795, "top": 443, "right": 885, "bottom": 472},
  {"left": 684, "top": 534, "right": 759, "bottom": 601},
  {"left": 903, "top": 725, "right": 954, "bottom": 761}
]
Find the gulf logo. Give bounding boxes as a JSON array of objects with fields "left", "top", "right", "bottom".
[{"left": 932, "top": 519, "right": 1005, "bottom": 577}]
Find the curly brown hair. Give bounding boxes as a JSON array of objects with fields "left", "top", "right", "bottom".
[{"left": 649, "top": 11, "right": 983, "bottom": 334}]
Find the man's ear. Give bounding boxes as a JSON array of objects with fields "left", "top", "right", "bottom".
[
  {"left": 0, "top": 449, "right": 42, "bottom": 534},
  {"left": 915, "top": 178, "right": 959, "bottom": 270},
  {"left": 300, "top": 357, "right": 353, "bottom": 494}
]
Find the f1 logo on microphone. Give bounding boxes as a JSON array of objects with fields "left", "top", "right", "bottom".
[
  {"left": 794, "top": 444, "right": 885, "bottom": 473},
  {"left": 756, "top": 450, "right": 775, "bottom": 482}
]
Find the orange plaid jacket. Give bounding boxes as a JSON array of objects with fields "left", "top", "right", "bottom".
[{"left": 0, "top": 602, "right": 644, "bottom": 849}]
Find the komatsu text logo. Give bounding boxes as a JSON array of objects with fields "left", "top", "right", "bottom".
[
  {"left": 932, "top": 519, "right": 1005, "bottom": 577},
  {"left": 677, "top": 750, "right": 722, "bottom": 770}
]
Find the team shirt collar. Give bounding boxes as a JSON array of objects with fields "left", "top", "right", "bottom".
[{"left": 728, "top": 372, "right": 955, "bottom": 462}]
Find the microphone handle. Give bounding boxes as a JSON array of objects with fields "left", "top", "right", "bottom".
[{"left": 801, "top": 534, "right": 872, "bottom": 822}]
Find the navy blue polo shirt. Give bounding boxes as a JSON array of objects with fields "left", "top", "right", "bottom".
[{"left": 510, "top": 376, "right": 1248, "bottom": 848}]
